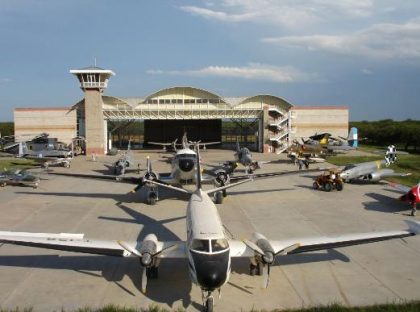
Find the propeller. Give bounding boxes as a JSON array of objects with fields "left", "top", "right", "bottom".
[
  {"left": 117, "top": 240, "right": 178, "bottom": 293},
  {"left": 244, "top": 237, "right": 300, "bottom": 288}
]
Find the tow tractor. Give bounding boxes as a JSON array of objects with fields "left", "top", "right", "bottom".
[{"left": 313, "top": 169, "right": 344, "bottom": 192}]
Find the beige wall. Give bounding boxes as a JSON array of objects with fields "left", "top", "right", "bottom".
[
  {"left": 14, "top": 108, "right": 77, "bottom": 144},
  {"left": 290, "top": 106, "right": 349, "bottom": 140}
]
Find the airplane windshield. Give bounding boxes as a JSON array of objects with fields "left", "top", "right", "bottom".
[
  {"left": 176, "top": 154, "right": 196, "bottom": 159},
  {"left": 211, "top": 239, "right": 229, "bottom": 252},
  {"left": 343, "top": 164, "right": 356, "bottom": 171},
  {"left": 191, "top": 239, "right": 210, "bottom": 252}
]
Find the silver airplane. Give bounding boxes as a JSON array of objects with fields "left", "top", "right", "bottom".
[
  {"left": 1, "top": 150, "right": 419, "bottom": 311},
  {"left": 112, "top": 141, "right": 135, "bottom": 175},
  {"left": 148, "top": 132, "right": 220, "bottom": 152},
  {"left": 222, "top": 141, "right": 263, "bottom": 175},
  {"left": 0, "top": 168, "right": 40, "bottom": 188},
  {"left": 339, "top": 145, "right": 410, "bottom": 182}
]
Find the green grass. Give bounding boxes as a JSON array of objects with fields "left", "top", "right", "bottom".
[
  {"left": 0, "top": 159, "right": 38, "bottom": 170},
  {"left": 326, "top": 152, "right": 420, "bottom": 187},
  {"left": 2, "top": 302, "right": 420, "bottom": 312}
]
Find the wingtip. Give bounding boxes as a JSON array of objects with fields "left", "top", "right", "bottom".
[{"left": 405, "top": 220, "right": 420, "bottom": 235}]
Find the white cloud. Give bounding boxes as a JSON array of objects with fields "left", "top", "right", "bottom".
[
  {"left": 262, "top": 19, "right": 420, "bottom": 59},
  {"left": 361, "top": 68, "right": 373, "bottom": 75},
  {"left": 0, "top": 78, "right": 12, "bottom": 84},
  {"left": 180, "top": 0, "right": 376, "bottom": 29},
  {"left": 147, "top": 63, "right": 318, "bottom": 83}
]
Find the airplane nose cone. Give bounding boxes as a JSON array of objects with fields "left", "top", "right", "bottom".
[
  {"left": 179, "top": 159, "right": 194, "bottom": 172},
  {"left": 196, "top": 261, "right": 227, "bottom": 290}
]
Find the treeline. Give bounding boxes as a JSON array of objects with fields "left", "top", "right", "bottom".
[
  {"left": 0, "top": 122, "right": 13, "bottom": 137},
  {"left": 350, "top": 119, "right": 420, "bottom": 151}
]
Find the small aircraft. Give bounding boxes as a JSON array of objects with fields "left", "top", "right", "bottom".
[
  {"left": 386, "top": 182, "right": 420, "bottom": 216},
  {"left": 220, "top": 141, "right": 265, "bottom": 174},
  {"left": 1, "top": 150, "right": 419, "bottom": 312},
  {"left": 339, "top": 145, "right": 410, "bottom": 183},
  {"left": 301, "top": 127, "right": 359, "bottom": 154},
  {"left": 148, "top": 133, "right": 220, "bottom": 152},
  {"left": 112, "top": 141, "right": 135, "bottom": 175},
  {"left": 0, "top": 168, "right": 40, "bottom": 188},
  {"left": 287, "top": 142, "right": 327, "bottom": 164}
]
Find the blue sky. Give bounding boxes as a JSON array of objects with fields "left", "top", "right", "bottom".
[{"left": 1, "top": 0, "right": 420, "bottom": 121}]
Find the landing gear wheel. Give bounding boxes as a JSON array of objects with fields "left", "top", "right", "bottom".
[
  {"left": 324, "top": 182, "right": 332, "bottom": 192},
  {"left": 222, "top": 189, "right": 227, "bottom": 197},
  {"left": 249, "top": 263, "right": 257, "bottom": 276},
  {"left": 214, "top": 191, "right": 223, "bottom": 204},
  {"left": 147, "top": 192, "right": 157, "bottom": 205},
  {"left": 336, "top": 182, "right": 344, "bottom": 191},
  {"left": 313, "top": 182, "right": 319, "bottom": 190},
  {"left": 146, "top": 266, "right": 158, "bottom": 279},
  {"left": 257, "top": 261, "right": 264, "bottom": 276},
  {"left": 205, "top": 296, "right": 214, "bottom": 312}
]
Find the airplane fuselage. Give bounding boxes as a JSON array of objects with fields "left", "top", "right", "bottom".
[
  {"left": 171, "top": 149, "right": 198, "bottom": 183},
  {"left": 340, "top": 160, "right": 386, "bottom": 181},
  {"left": 186, "top": 190, "right": 231, "bottom": 291}
]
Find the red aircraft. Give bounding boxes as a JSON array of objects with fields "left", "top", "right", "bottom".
[{"left": 387, "top": 182, "right": 420, "bottom": 216}]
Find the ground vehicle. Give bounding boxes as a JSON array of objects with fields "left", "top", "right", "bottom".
[{"left": 313, "top": 169, "right": 344, "bottom": 192}]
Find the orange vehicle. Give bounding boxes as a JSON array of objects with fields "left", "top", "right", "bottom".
[{"left": 313, "top": 169, "right": 344, "bottom": 192}]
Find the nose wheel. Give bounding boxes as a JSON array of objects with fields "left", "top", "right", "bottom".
[{"left": 202, "top": 291, "right": 214, "bottom": 312}]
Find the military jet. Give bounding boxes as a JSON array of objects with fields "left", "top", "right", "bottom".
[
  {"left": 387, "top": 182, "right": 420, "bottom": 216},
  {"left": 0, "top": 168, "right": 40, "bottom": 188},
  {"left": 112, "top": 141, "right": 135, "bottom": 175},
  {"left": 1, "top": 150, "right": 419, "bottom": 312},
  {"left": 339, "top": 145, "right": 411, "bottom": 183},
  {"left": 300, "top": 127, "right": 359, "bottom": 154}
]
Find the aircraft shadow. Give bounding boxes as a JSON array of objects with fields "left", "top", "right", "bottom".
[
  {"left": 16, "top": 187, "right": 190, "bottom": 204},
  {"left": 294, "top": 184, "right": 315, "bottom": 190},
  {"left": 363, "top": 192, "right": 409, "bottom": 215},
  {"left": 227, "top": 188, "right": 294, "bottom": 196},
  {"left": 0, "top": 254, "right": 192, "bottom": 308}
]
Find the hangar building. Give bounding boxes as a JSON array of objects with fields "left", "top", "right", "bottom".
[{"left": 14, "top": 67, "right": 348, "bottom": 155}]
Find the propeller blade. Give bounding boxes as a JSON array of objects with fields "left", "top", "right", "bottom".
[
  {"left": 131, "top": 181, "right": 144, "bottom": 193},
  {"left": 141, "top": 266, "right": 147, "bottom": 293},
  {"left": 117, "top": 240, "right": 142, "bottom": 257},
  {"left": 276, "top": 243, "right": 300, "bottom": 256},
  {"left": 262, "top": 264, "right": 270, "bottom": 289},
  {"left": 153, "top": 243, "right": 178, "bottom": 257},
  {"left": 242, "top": 239, "right": 265, "bottom": 256}
]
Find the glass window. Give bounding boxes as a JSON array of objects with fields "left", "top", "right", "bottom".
[
  {"left": 191, "top": 239, "right": 210, "bottom": 252},
  {"left": 211, "top": 239, "right": 229, "bottom": 252},
  {"left": 165, "top": 99, "right": 170, "bottom": 104},
  {"left": 159, "top": 99, "right": 164, "bottom": 104}
]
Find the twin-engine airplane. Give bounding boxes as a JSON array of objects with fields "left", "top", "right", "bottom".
[
  {"left": 148, "top": 133, "right": 220, "bottom": 152},
  {"left": 339, "top": 145, "right": 411, "bottom": 183},
  {"left": 1, "top": 149, "right": 419, "bottom": 312}
]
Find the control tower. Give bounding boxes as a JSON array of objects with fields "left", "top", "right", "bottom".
[{"left": 70, "top": 66, "right": 115, "bottom": 155}]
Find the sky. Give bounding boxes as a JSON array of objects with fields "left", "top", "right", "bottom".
[{"left": 1, "top": 0, "right": 420, "bottom": 121}]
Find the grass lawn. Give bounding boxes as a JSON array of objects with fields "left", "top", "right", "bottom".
[{"left": 0, "top": 158, "right": 38, "bottom": 170}]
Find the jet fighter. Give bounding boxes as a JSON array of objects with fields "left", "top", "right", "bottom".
[{"left": 339, "top": 145, "right": 410, "bottom": 183}]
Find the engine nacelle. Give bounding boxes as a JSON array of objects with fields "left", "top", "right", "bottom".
[
  {"left": 364, "top": 172, "right": 381, "bottom": 182},
  {"left": 139, "top": 234, "right": 158, "bottom": 267},
  {"left": 214, "top": 169, "right": 230, "bottom": 186},
  {"left": 251, "top": 233, "right": 275, "bottom": 265}
]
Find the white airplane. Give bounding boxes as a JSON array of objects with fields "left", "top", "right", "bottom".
[{"left": 1, "top": 150, "right": 419, "bottom": 312}]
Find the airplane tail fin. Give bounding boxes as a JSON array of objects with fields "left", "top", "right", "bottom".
[
  {"left": 196, "top": 144, "right": 202, "bottom": 190},
  {"left": 348, "top": 127, "right": 358, "bottom": 148},
  {"left": 18, "top": 142, "right": 25, "bottom": 157},
  {"left": 127, "top": 139, "right": 132, "bottom": 151},
  {"left": 146, "top": 156, "right": 152, "bottom": 173},
  {"left": 236, "top": 140, "right": 241, "bottom": 153},
  {"left": 182, "top": 132, "right": 188, "bottom": 149},
  {"left": 385, "top": 145, "right": 397, "bottom": 166}
]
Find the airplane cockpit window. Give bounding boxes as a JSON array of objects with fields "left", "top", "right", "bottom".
[
  {"left": 211, "top": 239, "right": 229, "bottom": 252},
  {"left": 191, "top": 239, "right": 210, "bottom": 252},
  {"left": 343, "top": 164, "right": 356, "bottom": 171}
]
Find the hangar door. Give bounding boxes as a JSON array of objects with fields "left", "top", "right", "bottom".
[{"left": 144, "top": 119, "right": 221, "bottom": 146}]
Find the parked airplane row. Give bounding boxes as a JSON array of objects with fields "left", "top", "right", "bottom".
[{"left": 1, "top": 147, "right": 419, "bottom": 312}]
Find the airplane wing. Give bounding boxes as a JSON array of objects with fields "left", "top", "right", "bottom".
[
  {"left": 49, "top": 172, "right": 141, "bottom": 184},
  {"left": 0, "top": 231, "right": 187, "bottom": 258},
  {"left": 376, "top": 169, "right": 411, "bottom": 179},
  {"left": 148, "top": 142, "right": 174, "bottom": 147},
  {"left": 385, "top": 181, "right": 411, "bottom": 194},
  {"left": 230, "top": 220, "right": 420, "bottom": 257},
  {"left": 229, "top": 168, "right": 322, "bottom": 182}
]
